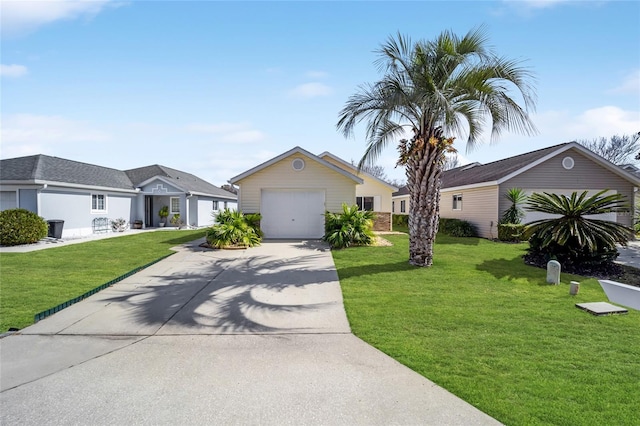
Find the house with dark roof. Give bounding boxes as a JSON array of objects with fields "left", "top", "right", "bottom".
[
  {"left": 0, "top": 155, "right": 236, "bottom": 239},
  {"left": 392, "top": 142, "right": 640, "bottom": 239}
]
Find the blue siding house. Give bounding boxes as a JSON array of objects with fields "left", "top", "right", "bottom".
[{"left": 0, "top": 155, "right": 237, "bottom": 239}]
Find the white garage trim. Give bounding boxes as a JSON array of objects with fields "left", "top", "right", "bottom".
[{"left": 261, "top": 189, "right": 326, "bottom": 239}]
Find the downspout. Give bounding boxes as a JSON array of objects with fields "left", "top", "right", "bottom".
[
  {"left": 186, "top": 192, "right": 192, "bottom": 228},
  {"left": 35, "top": 184, "right": 48, "bottom": 216}
]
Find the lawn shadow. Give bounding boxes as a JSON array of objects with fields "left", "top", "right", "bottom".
[
  {"left": 337, "top": 260, "right": 416, "bottom": 280},
  {"left": 476, "top": 256, "right": 543, "bottom": 283}
]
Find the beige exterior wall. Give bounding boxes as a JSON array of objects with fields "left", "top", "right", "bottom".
[
  {"left": 500, "top": 148, "right": 636, "bottom": 227},
  {"left": 440, "top": 185, "right": 500, "bottom": 239},
  {"left": 235, "top": 152, "right": 357, "bottom": 213},
  {"left": 321, "top": 156, "right": 394, "bottom": 213},
  {"left": 392, "top": 194, "right": 410, "bottom": 215}
]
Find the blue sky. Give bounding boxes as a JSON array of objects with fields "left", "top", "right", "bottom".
[{"left": 1, "top": 0, "right": 639, "bottom": 186}]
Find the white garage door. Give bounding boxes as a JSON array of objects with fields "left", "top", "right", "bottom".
[
  {"left": 261, "top": 190, "right": 325, "bottom": 238},
  {"left": 0, "top": 191, "right": 17, "bottom": 211},
  {"left": 523, "top": 189, "right": 617, "bottom": 224}
]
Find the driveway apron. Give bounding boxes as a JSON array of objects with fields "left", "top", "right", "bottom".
[{"left": 1, "top": 239, "right": 500, "bottom": 425}]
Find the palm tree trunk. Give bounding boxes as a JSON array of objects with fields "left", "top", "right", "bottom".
[{"left": 406, "top": 143, "right": 444, "bottom": 267}]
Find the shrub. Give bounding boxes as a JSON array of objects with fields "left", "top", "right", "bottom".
[
  {"left": 206, "top": 209, "right": 261, "bottom": 248},
  {"left": 0, "top": 209, "right": 48, "bottom": 246},
  {"left": 438, "top": 218, "right": 477, "bottom": 237},
  {"left": 524, "top": 190, "right": 632, "bottom": 271},
  {"left": 498, "top": 223, "right": 526, "bottom": 242},
  {"left": 110, "top": 218, "right": 128, "bottom": 232},
  {"left": 392, "top": 214, "right": 409, "bottom": 226},
  {"left": 501, "top": 188, "right": 527, "bottom": 224},
  {"left": 170, "top": 214, "right": 184, "bottom": 228},
  {"left": 324, "top": 204, "right": 375, "bottom": 249}
]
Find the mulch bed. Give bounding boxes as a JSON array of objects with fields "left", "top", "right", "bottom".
[{"left": 523, "top": 254, "right": 640, "bottom": 288}]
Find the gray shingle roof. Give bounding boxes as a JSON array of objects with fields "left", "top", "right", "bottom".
[
  {"left": 392, "top": 185, "right": 409, "bottom": 196},
  {"left": 441, "top": 143, "right": 569, "bottom": 188},
  {"left": 126, "top": 165, "right": 236, "bottom": 199},
  {"left": 1, "top": 154, "right": 236, "bottom": 199},
  {"left": 0, "top": 155, "right": 135, "bottom": 190}
]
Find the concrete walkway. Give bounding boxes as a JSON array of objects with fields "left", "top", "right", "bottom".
[
  {"left": 616, "top": 240, "right": 640, "bottom": 269},
  {"left": 1, "top": 240, "right": 500, "bottom": 425}
]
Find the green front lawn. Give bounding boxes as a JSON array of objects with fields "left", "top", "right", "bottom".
[
  {"left": 0, "top": 230, "right": 204, "bottom": 331},
  {"left": 332, "top": 234, "right": 639, "bottom": 426}
]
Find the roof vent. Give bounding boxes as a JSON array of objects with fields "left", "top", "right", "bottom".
[
  {"left": 562, "top": 156, "right": 575, "bottom": 170},
  {"left": 292, "top": 158, "right": 305, "bottom": 171}
]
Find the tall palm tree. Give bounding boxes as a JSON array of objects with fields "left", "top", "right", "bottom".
[{"left": 337, "top": 27, "right": 537, "bottom": 266}]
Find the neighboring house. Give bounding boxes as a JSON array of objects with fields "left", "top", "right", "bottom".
[
  {"left": 392, "top": 185, "right": 409, "bottom": 215},
  {"left": 0, "top": 155, "right": 236, "bottom": 238},
  {"left": 392, "top": 142, "right": 640, "bottom": 239},
  {"left": 318, "top": 152, "right": 397, "bottom": 231},
  {"left": 230, "top": 146, "right": 367, "bottom": 239}
]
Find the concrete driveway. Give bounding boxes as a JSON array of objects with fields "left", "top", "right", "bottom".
[{"left": 1, "top": 240, "right": 499, "bottom": 425}]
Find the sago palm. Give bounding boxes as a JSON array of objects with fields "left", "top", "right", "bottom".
[
  {"left": 525, "top": 190, "right": 632, "bottom": 266},
  {"left": 337, "top": 27, "right": 537, "bottom": 266}
]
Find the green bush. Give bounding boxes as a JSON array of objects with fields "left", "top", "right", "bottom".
[
  {"left": 0, "top": 208, "right": 49, "bottom": 246},
  {"left": 206, "top": 209, "right": 262, "bottom": 248},
  {"left": 439, "top": 218, "right": 477, "bottom": 237},
  {"left": 324, "top": 204, "right": 375, "bottom": 249},
  {"left": 525, "top": 190, "right": 632, "bottom": 269},
  {"left": 498, "top": 223, "right": 526, "bottom": 242},
  {"left": 392, "top": 214, "right": 409, "bottom": 226},
  {"left": 501, "top": 188, "right": 528, "bottom": 224}
]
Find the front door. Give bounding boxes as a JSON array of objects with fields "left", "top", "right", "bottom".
[{"left": 145, "top": 196, "right": 154, "bottom": 227}]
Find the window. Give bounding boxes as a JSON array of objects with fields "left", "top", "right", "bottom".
[
  {"left": 392, "top": 201, "right": 395, "bottom": 213},
  {"left": 213, "top": 200, "right": 219, "bottom": 211},
  {"left": 224, "top": 201, "right": 228, "bottom": 209},
  {"left": 400, "top": 200, "right": 406, "bottom": 213},
  {"left": 356, "top": 196, "right": 374, "bottom": 211},
  {"left": 91, "top": 194, "right": 106, "bottom": 213},
  {"left": 453, "top": 194, "right": 463, "bottom": 210},
  {"left": 170, "top": 197, "right": 180, "bottom": 214}
]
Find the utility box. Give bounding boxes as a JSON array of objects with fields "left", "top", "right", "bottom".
[
  {"left": 47, "top": 220, "right": 64, "bottom": 239},
  {"left": 547, "top": 260, "right": 561, "bottom": 285}
]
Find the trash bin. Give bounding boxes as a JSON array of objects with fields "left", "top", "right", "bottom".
[{"left": 47, "top": 220, "right": 64, "bottom": 239}]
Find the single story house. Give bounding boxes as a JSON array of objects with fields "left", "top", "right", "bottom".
[
  {"left": 318, "top": 151, "right": 397, "bottom": 231},
  {"left": 392, "top": 142, "right": 640, "bottom": 239},
  {"left": 229, "top": 146, "right": 397, "bottom": 239},
  {"left": 0, "top": 154, "right": 237, "bottom": 239}
]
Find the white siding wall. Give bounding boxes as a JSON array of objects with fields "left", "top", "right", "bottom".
[
  {"left": 392, "top": 194, "right": 410, "bottom": 215},
  {"left": 236, "top": 153, "right": 357, "bottom": 213},
  {"left": 440, "top": 186, "right": 500, "bottom": 239},
  {"left": 502, "top": 148, "right": 636, "bottom": 227}
]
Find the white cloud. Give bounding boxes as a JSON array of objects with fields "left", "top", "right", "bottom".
[
  {"left": 306, "top": 70, "right": 329, "bottom": 79},
  {"left": 289, "top": 82, "right": 333, "bottom": 99},
  {"left": 608, "top": 69, "right": 640, "bottom": 95},
  {"left": 513, "top": 0, "right": 571, "bottom": 9},
  {"left": 0, "top": 114, "right": 110, "bottom": 158},
  {"left": 502, "top": 0, "right": 581, "bottom": 10},
  {"left": 0, "top": 64, "right": 28, "bottom": 78},
  {"left": 1, "top": 0, "right": 120, "bottom": 37},
  {"left": 185, "top": 122, "right": 265, "bottom": 143}
]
